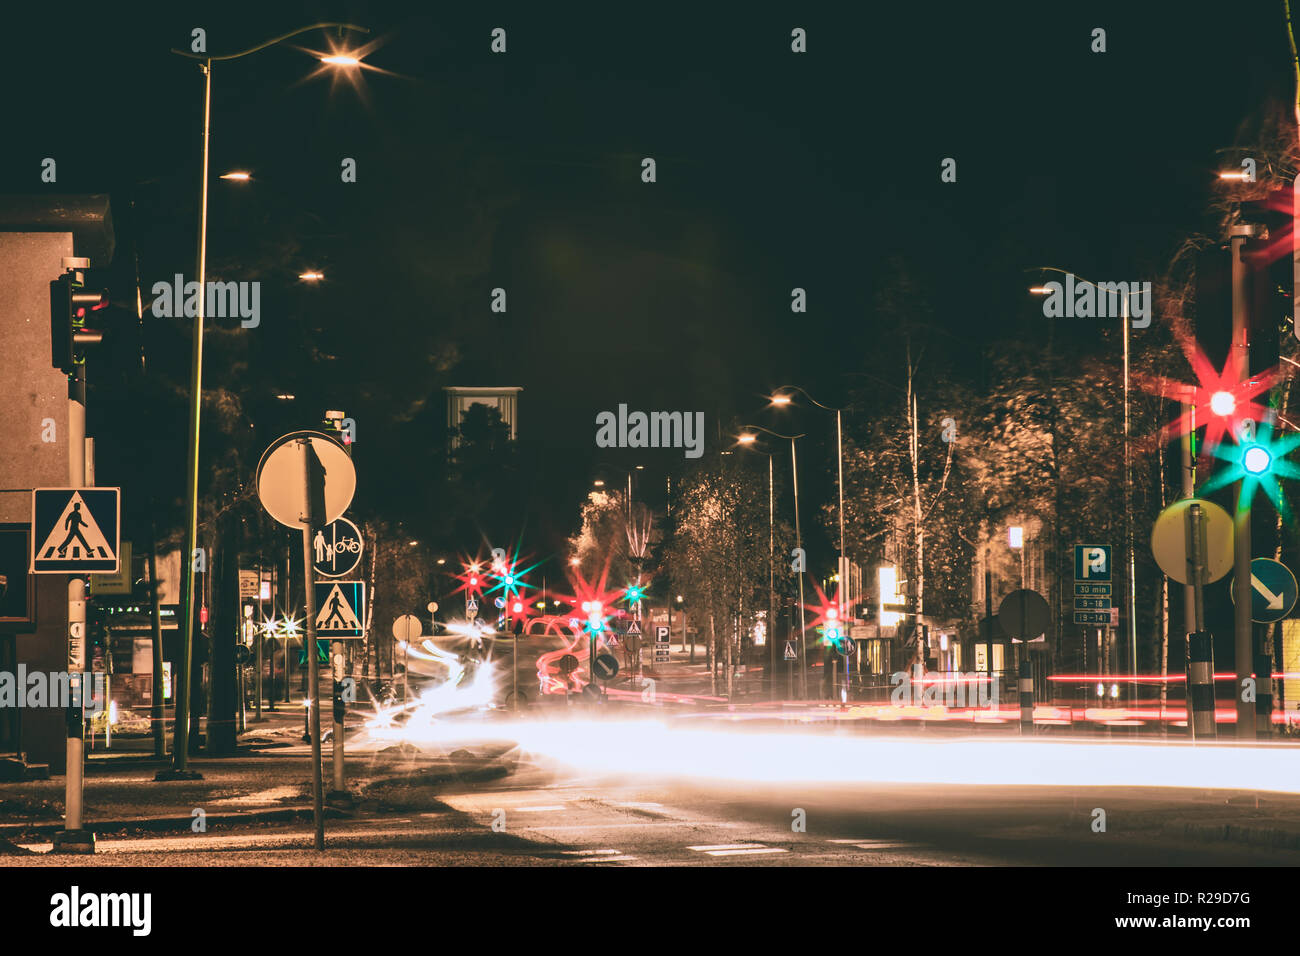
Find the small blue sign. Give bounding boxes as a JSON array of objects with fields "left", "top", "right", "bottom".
[{"left": 1230, "top": 558, "right": 1298, "bottom": 624}]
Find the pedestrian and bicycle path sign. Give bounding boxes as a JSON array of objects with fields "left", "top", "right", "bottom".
[{"left": 30, "top": 488, "right": 120, "bottom": 573}]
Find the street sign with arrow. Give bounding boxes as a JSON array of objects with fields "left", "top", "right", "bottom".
[{"left": 1229, "top": 557, "right": 1298, "bottom": 624}]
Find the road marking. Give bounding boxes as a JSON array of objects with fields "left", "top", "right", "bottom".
[
  {"left": 705, "top": 847, "right": 788, "bottom": 857},
  {"left": 687, "top": 843, "right": 766, "bottom": 851},
  {"left": 850, "top": 842, "right": 913, "bottom": 850},
  {"left": 522, "top": 821, "right": 739, "bottom": 832},
  {"left": 517, "top": 805, "right": 567, "bottom": 812}
]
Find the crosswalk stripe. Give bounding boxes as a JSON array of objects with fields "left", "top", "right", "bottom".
[
  {"left": 560, "top": 848, "right": 622, "bottom": 856},
  {"left": 705, "top": 847, "right": 788, "bottom": 857}
]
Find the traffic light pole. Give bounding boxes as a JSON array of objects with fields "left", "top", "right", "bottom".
[
  {"left": 1230, "top": 224, "right": 1257, "bottom": 740},
  {"left": 53, "top": 363, "right": 93, "bottom": 854}
]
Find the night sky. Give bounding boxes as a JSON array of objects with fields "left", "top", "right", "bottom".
[{"left": 3, "top": 0, "right": 1291, "bottom": 558}]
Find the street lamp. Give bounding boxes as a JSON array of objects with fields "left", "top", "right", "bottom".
[
  {"left": 772, "top": 386, "right": 847, "bottom": 593},
  {"left": 165, "top": 22, "right": 369, "bottom": 778},
  {"left": 740, "top": 425, "right": 808, "bottom": 699},
  {"left": 738, "top": 432, "right": 777, "bottom": 699}
]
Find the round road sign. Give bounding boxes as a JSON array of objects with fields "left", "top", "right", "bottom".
[
  {"left": 257, "top": 431, "right": 355, "bottom": 530},
  {"left": 391, "top": 614, "right": 422, "bottom": 642},
  {"left": 997, "top": 588, "right": 1051, "bottom": 641},
  {"left": 558, "top": 653, "right": 579, "bottom": 676},
  {"left": 1229, "top": 557, "right": 1299, "bottom": 623},
  {"left": 312, "top": 516, "right": 364, "bottom": 577},
  {"left": 592, "top": 653, "right": 619, "bottom": 680},
  {"left": 1150, "top": 497, "right": 1233, "bottom": 585}
]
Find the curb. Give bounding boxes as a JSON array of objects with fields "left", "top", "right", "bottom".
[
  {"left": 0, "top": 805, "right": 350, "bottom": 838},
  {"left": 1180, "top": 823, "right": 1300, "bottom": 851}
]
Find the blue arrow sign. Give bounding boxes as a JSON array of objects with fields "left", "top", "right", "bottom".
[{"left": 1230, "top": 558, "right": 1298, "bottom": 624}]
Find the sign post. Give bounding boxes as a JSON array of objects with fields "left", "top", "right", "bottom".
[
  {"left": 31, "top": 486, "right": 120, "bottom": 854},
  {"left": 255, "top": 431, "right": 356, "bottom": 851},
  {"left": 1151, "top": 497, "right": 1233, "bottom": 739}
]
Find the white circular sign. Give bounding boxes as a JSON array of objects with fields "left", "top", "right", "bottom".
[
  {"left": 256, "top": 431, "right": 356, "bottom": 530},
  {"left": 391, "top": 614, "right": 422, "bottom": 642},
  {"left": 312, "top": 516, "right": 364, "bottom": 577}
]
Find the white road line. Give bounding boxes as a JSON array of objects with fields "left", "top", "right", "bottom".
[
  {"left": 705, "top": 847, "right": 788, "bottom": 857},
  {"left": 687, "top": 843, "right": 766, "bottom": 851},
  {"left": 850, "top": 842, "right": 913, "bottom": 850}
]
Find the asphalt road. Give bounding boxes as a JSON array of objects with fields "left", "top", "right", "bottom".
[{"left": 7, "top": 746, "right": 1300, "bottom": 866}]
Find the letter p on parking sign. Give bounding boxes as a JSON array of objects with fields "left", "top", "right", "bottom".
[{"left": 1074, "top": 544, "right": 1111, "bottom": 581}]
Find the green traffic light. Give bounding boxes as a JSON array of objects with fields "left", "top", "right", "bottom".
[{"left": 1200, "top": 418, "right": 1300, "bottom": 519}]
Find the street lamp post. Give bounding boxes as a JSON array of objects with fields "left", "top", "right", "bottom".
[
  {"left": 741, "top": 426, "right": 807, "bottom": 699},
  {"left": 739, "top": 439, "right": 777, "bottom": 699},
  {"left": 162, "top": 24, "right": 367, "bottom": 779},
  {"left": 773, "top": 386, "right": 846, "bottom": 584}
]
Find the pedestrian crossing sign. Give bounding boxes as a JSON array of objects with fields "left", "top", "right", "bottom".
[
  {"left": 784, "top": 641, "right": 797, "bottom": 661},
  {"left": 626, "top": 620, "right": 642, "bottom": 636},
  {"left": 31, "top": 488, "right": 120, "bottom": 573},
  {"left": 313, "top": 580, "right": 365, "bottom": 638}
]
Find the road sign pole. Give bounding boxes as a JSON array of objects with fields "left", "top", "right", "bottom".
[
  {"left": 1254, "top": 647, "right": 1273, "bottom": 738},
  {"left": 330, "top": 641, "right": 347, "bottom": 796},
  {"left": 298, "top": 440, "right": 326, "bottom": 851},
  {"left": 1187, "top": 505, "right": 1206, "bottom": 633}
]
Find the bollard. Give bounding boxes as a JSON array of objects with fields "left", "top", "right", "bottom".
[
  {"left": 1254, "top": 653, "right": 1273, "bottom": 739},
  {"left": 1018, "top": 658, "right": 1034, "bottom": 734},
  {"left": 1186, "top": 631, "right": 1216, "bottom": 740}
]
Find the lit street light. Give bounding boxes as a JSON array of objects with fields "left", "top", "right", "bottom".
[
  {"left": 740, "top": 424, "right": 807, "bottom": 699},
  {"left": 165, "top": 21, "right": 369, "bottom": 782}
]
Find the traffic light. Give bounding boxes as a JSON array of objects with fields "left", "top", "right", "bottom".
[
  {"left": 49, "top": 265, "right": 107, "bottom": 373},
  {"left": 1201, "top": 417, "right": 1300, "bottom": 518}
]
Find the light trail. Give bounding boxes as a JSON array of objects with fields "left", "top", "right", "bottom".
[{"left": 348, "top": 714, "right": 1300, "bottom": 794}]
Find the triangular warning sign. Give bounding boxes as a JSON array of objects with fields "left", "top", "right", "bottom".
[
  {"left": 466, "top": 598, "right": 479, "bottom": 611},
  {"left": 784, "top": 641, "right": 797, "bottom": 660},
  {"left": 626, "top": 620, "right": 642, "bottom": 636},
  {"left": 605, "top": 632, "right": 619, "bottom": 647},
  {"left": 316, "top": 584, "right": 362, "bottom": 631},
  {"left": 36, "top": 491, "right": 115, "bottom": 564}
]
